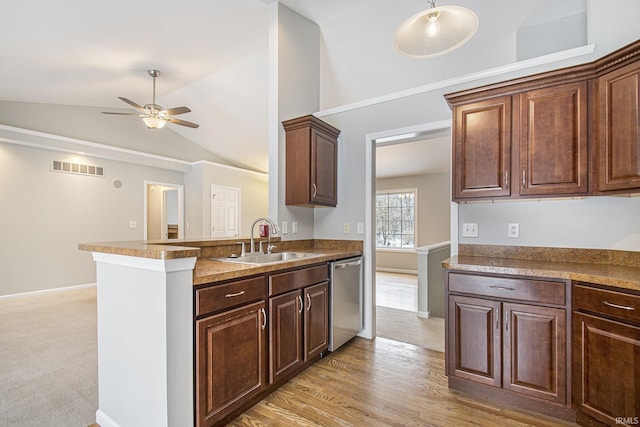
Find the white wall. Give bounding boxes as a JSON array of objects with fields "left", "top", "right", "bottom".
[
  {"left": 459, "top": 197, "right": 640, "bottom": 250},
  {"left": 273, "top": 4, "right": 321, "bottom": 240},
  {"left": 313, "top": 1, "right": 640, "bottom": 254},
  {"left": 0, "top": 142, "right": 183, "bottom": 296},
  {"left": 184, "top": 162, "right": 268, "bottom": 239}
]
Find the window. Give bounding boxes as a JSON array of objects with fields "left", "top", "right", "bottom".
[{"left": 376, "top": 190, "right": 416, "bottom": 249}]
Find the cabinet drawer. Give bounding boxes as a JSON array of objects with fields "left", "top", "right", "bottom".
[
  {"left": 269, "top": 264, "right": 328, "bottom": 296},
  {"left": 448, "top": 272, "right": 566, "bottom": 305},
  {"left": 574, "top": 284, "right": 640, "bottom": 324},
  {"left": 196, "top": 276, "right": 266, "bottom": 316}
]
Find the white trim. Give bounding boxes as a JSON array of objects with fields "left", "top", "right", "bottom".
[
  {"left": 92, "top": 252, "right": 197, "bottom": 272},
  {"left": 316, "top": 44, "right": 596, "bottom": 118},
  {"left": 96, "top": 409, "right": 120, "bottom": 427},
  {"left": 192, "top": 160, "right": 268, "bottom": 178},
  {"left": 376, "top": 267, "right": 418, "bottom": 275},
  {"left": 365, "top": 120, "right": 453, "bottom": 341},
  {"left": 0, "top": 282, "right": 96, "bottom": 300},
  {"left": 417, "top": 310, "right": 430, "bottom": 319},
  {"left": 375, "top": 247, "right": 417, "bottom": 254},
  {"left": 416, "top": 240, "right": 451, "bottom": 254},
  {"left": 144, "top": 181, "right": 185, "bottom": 241},
  {"left": 0, "top": 125, "right": 267, "bottom": 176}
]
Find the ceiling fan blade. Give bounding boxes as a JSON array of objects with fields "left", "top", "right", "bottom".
[
  {"left": 102, "top": 111, "right": 143, "bottom": 116},
  {"left": 166, "top": 117, "right": 200, "bottom": 128},
  {"left": 118, "top": 97, "right": 145, "bottom": 112},
  {"left": 163, "top": 106, "right": 191, "bottom": 116}
]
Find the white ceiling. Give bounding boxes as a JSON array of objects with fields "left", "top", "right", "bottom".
[
  {"left": 376, "top": 136, "right": 451, "bottom": 179},
  {"left": 0, "top": 0, "right": 590, "bottom": 175}
]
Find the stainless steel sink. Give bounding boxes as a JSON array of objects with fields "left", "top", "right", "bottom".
[{"left": 211, "top": 251, "right": 323, "bottom": 265}]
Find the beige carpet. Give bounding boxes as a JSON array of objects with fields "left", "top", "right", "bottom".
[
  {"left": 376, "top": 306, "right": 445, "bottom": 352},
  {"left": 0, "top": 286, "right": 98, "bottom": 427}
]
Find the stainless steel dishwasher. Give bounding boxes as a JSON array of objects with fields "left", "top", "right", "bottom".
[{"left": 329, "top": 256, "right": 363, "bottom": 351}]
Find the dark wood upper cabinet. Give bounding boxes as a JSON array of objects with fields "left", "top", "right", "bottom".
[
  {"left": 453, "top": 96, "right": 512, "bottom": 199},
  {"left": 597, "top": 60, "right": 640, "bottom": 193},
  {"left": 283, "top": 115, "right": 340, "bottom": 207},
  {"left": 447, "top": 39, "right": 640, "bottom": 201},
  {"left": 519, "top": 82, "right": 589, "bottom": 196}
]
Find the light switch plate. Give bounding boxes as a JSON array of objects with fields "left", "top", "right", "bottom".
[
  {"left": 292, "top": 222, "right": 298, "bottom": 234},
  {"left": 356, "top": 222, "right": 364, "bottom": 234}
]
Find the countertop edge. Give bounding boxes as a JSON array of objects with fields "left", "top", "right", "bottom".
[{"left": 443, "top": 256, "right": 640, "bottom": 293}]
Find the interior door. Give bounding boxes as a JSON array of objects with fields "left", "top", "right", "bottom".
[{"left": 211, "top": 185, "right": 241, "bottom": 238}]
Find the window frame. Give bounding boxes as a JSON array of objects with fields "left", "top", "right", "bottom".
[{"left": 375, "top": 188, "right": 418, "bottom": 251}]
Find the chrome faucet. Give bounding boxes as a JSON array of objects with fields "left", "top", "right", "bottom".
[{"left": 249, "top": 217, "right": 280, "bottom": 254}]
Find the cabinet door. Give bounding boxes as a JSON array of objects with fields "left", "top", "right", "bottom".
[
  {"left": 573, "top": 312, "right": 640, "bottom": 425},
  {"left": 195, "top": 301, "right": 267, "bottom": 427},
  {"left": 503, "top": 303, "right": 566, "bottom": 403},
  {"left": 269, "top": 290, "right": 303, "bottom": 384},
  {"left": 447, "top": 295, "right": 502, "bottom": 386},
  {"left": 304, "top": 281, "right": 329, "bottom": 360},
  {"left": 519, "top": 82, "right": 589, "bottom": 196},
  {"left": 598, "top": 60, "right": 640, "bottom": 192},
  {"left": 310, "top": 128, "right": 337, "bottom": 206},
  {"left": 453, "top": 96, "right": 512, "bottom": 200}
]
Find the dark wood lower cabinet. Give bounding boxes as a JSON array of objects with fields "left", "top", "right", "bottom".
[
  {"left": 573, "top": 283, "right": 640, "bottom": 426},
  {"left": 195, "top": 264, "right": 330, "bottom": 427},
  {"left": 269, "top": 281, "right": 329, "bottom": 384},
  {"left": 269, "top": 290, "right": 303, "bottom": 383},
  {"left": 446, "top": 271, "right": 572, "bottom": 421},
  {"left": 195, "top": 301, "right": 267, "bottom": 427}
]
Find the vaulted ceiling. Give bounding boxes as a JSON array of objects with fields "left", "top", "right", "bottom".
[{"left": 0, "top": 0, "right": 597, "bottom": 175}]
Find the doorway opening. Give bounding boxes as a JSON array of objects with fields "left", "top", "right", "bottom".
[
  {"left": 144, "top": 181, "right": 185, "bottom": 240},
  {"left": 366, "top": 121, "right": 453, "bottom": 352}
]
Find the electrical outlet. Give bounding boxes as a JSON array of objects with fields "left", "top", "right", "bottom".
[
  {"left": 129, "top": 220, "right": 137, "bottom": 229},
  {"left": 356, "top": 222, "right": 364, "bottom": 234},
  {"left": 292, "top": 222, "right": 298, "bottom": 234},
  {"left": 462, "top": 223, "right": 478, "bottom": 237},
  {"left": 343, "top": 222, "right": 351, "bottom": 234},
  {"left": 508, "top": 223, "right": 519, "bottom": 238},
  {"left": 281, "top": 221, "right": 288, "bottom": 234}
]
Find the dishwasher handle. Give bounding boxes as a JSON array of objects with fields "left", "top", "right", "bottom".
[{"left": 334, "top": 259, "right": 362, "bottom": 269}]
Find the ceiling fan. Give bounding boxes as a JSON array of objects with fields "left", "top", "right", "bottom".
[{"left": 102, "top": 69, "right": 199, "bottom": 129}]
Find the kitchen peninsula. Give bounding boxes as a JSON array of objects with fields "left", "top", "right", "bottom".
[{"left": 79, "top": 237, "right": 362, "bottom": 427}]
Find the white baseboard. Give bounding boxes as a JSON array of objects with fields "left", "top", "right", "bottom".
[
  {"left": 96, "top": 409, "right": 120, "bottom": 427},
  {"left": 0, "top": 282, "right": 96, "bottom": 300},
  {"left": 417, "top": 310, "right": 430, "bottom": 319},
  {"left": 375, "top": 268, "right": 418, "bottom": 275}
]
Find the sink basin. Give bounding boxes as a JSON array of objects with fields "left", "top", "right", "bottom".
[{"left": 212, "top": 252, "right": 323, "bottom": 265}]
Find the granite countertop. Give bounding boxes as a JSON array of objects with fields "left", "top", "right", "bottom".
[
  {"left": 194, "top": 248, "right": 362, "bottom": 285},
  {"left": 444, "top": 245, "right": 640, "bottom": 293},
  {"left": 79, "top": 238, "right": 363, "bottom": 286}
]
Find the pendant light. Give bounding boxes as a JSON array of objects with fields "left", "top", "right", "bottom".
[{"left": 393, "top": 0, "right": 479, "bottom": 58}]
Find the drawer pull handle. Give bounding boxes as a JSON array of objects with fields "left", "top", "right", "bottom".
[
  {"left": 489, "top": 286, "right": 515, "bottom": 291},
  {"left": 603, "top": 301, "right": 635, "bottom": 311},
  {"left": 261, "top": 307, "right": 267, "bottom": 330},
  {"left": 225, "top": 291, "right": 246, "bottom": 298}
]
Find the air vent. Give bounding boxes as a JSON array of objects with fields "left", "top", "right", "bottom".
[{"left": 51, "top": 160, "right": 104, "bottom": 177}]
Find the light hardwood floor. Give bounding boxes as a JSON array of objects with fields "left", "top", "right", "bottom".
[
  {"left": 230, "top": 337, "right": 575, "bottom": 426},
  {"left": 90, "top": 337, "right": 574, "bottom": 427}
]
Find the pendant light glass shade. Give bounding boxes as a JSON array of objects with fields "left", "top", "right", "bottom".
[
  {"left": 142, "top": 116, "right": 167, "bottom": 129},
  {"left": 393, "top": 4, "right": 478, "bottom": 58}
]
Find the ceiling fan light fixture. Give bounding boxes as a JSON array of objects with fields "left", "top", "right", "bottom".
[
  {"left": 142, "top": 116, "right": 167, "bottom": 129},
  {"left": 393, "top": 2, "right": 478, "bottom": 58}
]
